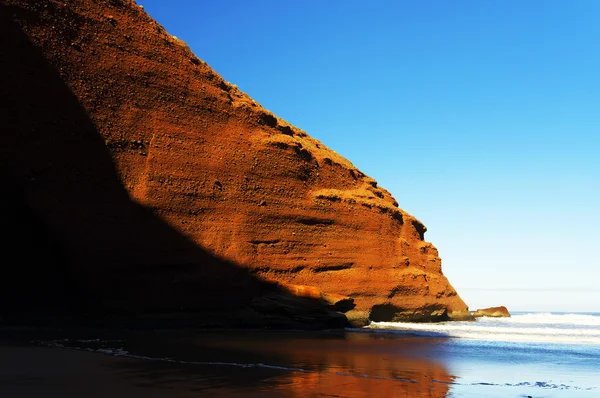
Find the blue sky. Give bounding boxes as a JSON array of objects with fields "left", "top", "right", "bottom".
[{"left": 137, "top": 0, "right": 600, "bottom": 312}]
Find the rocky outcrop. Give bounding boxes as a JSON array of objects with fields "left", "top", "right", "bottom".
[
  {"left": 473, "top": 306, "right": 511, "bottom": 318},
  {"left": 1, "top": 0, "right": 472, "bottom": 327}
]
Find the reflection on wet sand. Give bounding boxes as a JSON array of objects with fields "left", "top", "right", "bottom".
[
  {"left": 202, "top": 331, "right": 455, "bottom": 397},
  {"left": 2, "top": 330, "right": 455, "bottom": 397}
]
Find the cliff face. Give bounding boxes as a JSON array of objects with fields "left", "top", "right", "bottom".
[{"left": 1, "top": 0, "right": 471, "bottom": 325}]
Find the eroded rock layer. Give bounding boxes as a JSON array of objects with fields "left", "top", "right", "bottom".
[
  {"left": 473, "top": 306, "right": 511, "bottom": 318},
  {"left": 2, "top": 0, "right": 471, "bottom": 325}
]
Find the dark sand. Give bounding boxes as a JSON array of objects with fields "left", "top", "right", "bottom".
[
  {"left": 0, "top": 329, "right": 453, "bottom": 397},
  {"left": 0, "top": 344, "right": 203, "bottom": 398}
]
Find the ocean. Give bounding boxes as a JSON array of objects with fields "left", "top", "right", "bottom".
[
  {"left": 366, "top": 312, "right": 600, "bottom": 397},
  {"left": 2, "top": 312, "right": 599, "bottom": 397}
]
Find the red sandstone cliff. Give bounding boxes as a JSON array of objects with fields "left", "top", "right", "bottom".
[{"left": 1, "top": 0, "right": 472, "bottom": 326}]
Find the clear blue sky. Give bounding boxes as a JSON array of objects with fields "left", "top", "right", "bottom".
[{"left": 137, "top": 0, "right": 600, "bottom": 313}]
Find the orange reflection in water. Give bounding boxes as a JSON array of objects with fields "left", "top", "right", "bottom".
[{"left": 216, "top": 332, "right": 454, "bottom": 398}]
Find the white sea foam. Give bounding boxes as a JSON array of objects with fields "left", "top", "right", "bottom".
[
  {"left": 367, "top": 313, "right": 600, "bottom": 345},
  {"left": 35, "top": 340, "right": 317, "bottom": 373},
  {"left": 484, "top": 312, "right": 600, "bottom": 326}
]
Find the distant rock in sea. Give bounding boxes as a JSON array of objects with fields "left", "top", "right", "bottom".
[
  {"left": 473, "top": 306, "right": 511, "bottom": 318},
  {"left": 2, "top": 0, "right": 472, "bottom": 328}
]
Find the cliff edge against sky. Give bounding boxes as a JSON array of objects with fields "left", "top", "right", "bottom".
[{"left": 1, "top": 0, "right": 472, "bottom": 327}]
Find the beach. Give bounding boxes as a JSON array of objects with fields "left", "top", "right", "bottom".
[
  {"left": 0, "top": 330, "right": 452, "bottom": 398},
  {"left": 2, "top": 313, "right": 598, "bottom": 397}
]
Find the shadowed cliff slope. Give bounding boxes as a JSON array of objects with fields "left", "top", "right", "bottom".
[
  {"left": 1, "top": 0, "right": 472, "bottom": 326},
  {"left": 0, "top": 4, "right": 345, "bottom": 329}
]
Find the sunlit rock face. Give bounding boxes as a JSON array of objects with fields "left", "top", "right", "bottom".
[
  {"left": 2, "top": 0, "right": 471, "bottom": 326},
  {"left": 473, "top": 306, "right": 511, "bottom": 318}
]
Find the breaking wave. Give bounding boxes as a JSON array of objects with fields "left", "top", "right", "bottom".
[{"left": 367, "top": 312, "right": 600, "bottom": 344}]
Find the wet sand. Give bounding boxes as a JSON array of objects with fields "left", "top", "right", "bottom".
[
  {"left": 0, "top": 344, "right": 199, "bottom": 398},
  {"left": 0, "top": 329, "right": 453, "bottom": 397}
]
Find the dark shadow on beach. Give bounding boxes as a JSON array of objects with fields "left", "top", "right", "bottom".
[{"left": 1, "top": 330, "right": 456, "bottom": 397}]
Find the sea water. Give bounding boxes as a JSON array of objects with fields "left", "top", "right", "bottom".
[{"left": 367, "top": 312, "right": 600, "bottom": 397}]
